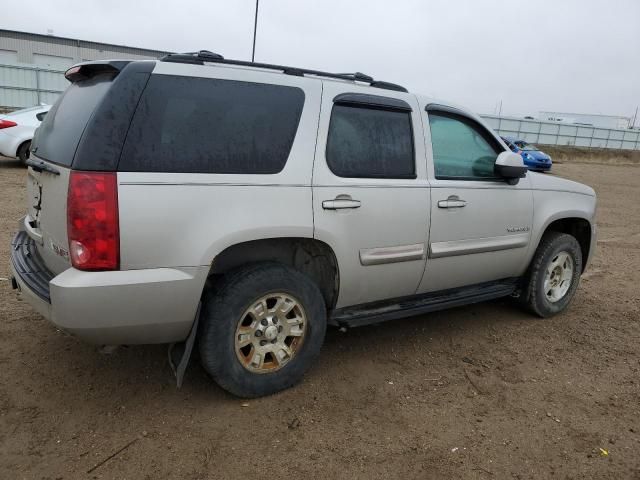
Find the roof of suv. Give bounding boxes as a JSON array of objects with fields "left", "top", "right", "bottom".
[
  {"left": 62, "top": 54, "right": 501, "bottom": 152},
  {"left": 158, "top": 50, "right": 409, "bottom": 93}
]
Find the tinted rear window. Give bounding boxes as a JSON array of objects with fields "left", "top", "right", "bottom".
[
  {"left": 32, "top": 73, "right": 115, "bottom": 166},
  {"left": 119, "top": 75, "right": 305, "bottom": 174},
  {"left": 326, "top": 104, "right": 415, "bottom": 179}
]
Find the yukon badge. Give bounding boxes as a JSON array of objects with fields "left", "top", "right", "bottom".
[{"left": 506, "top": 226, "right": 531, "bottom": 233}]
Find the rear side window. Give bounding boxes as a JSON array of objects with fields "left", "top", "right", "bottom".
[
  {"left": 326, "top": 105, "right": 415, "bottom": 179},
  {"left": 119, "top": 75, "right": 305, "bottom": 174},
  {"left": 32, "top": 73, "right": 115, "bottom": 166},
  {"left": 36, "top": 111, "right": 47, "bottom": 122}
]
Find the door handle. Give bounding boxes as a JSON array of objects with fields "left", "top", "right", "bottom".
[
  {"left": 438, "top": 196, "right": 467, "bottom": 208},
  {"left": 322, "top": 196, "right": 361, "bottom": 210}
]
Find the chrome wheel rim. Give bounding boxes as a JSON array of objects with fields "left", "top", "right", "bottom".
[
  {"left": 543, "top": 251, "right": 574, "bottom": 303},
  {"left": 234, "top": 293, "right": 307, "bottom": 373}
]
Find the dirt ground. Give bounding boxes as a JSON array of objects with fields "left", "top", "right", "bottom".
[{"left": 1, "top": 156, "right": 639, "bottom": 480}]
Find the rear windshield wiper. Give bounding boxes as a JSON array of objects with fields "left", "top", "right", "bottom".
[{"left": 26, "top": 158, "right": 60, "bottom": 176}]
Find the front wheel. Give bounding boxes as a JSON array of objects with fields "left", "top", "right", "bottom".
[
  {"left": 521, "top": 232, "right": 582, "bottom": 317},
  {"left": 198, "top": 263, "right": 327, "bottom": 398}
]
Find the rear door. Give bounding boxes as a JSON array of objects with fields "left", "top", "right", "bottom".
[{"left": 312, "top": 83, "right": 430, "bottom": 308}]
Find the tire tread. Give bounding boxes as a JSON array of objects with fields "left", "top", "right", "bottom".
[{"left": 522, "top": 231, "right": 581, "bottom": 318}]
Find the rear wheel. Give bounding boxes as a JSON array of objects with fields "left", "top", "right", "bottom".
[
  {"left": 198, "top": 263, "right": 327, "bottom": 397},
  {"left": 521, "top": 232, "right": 582, "bottom": 317},
  {"left": 17, "top": 141, "right": 31, "bottom": 164}
]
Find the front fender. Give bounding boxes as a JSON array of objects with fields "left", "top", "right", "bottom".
[{"left": 524, "top": 189, "right": 597, "bottom": 269}]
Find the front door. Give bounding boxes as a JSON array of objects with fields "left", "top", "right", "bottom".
[
  {"left": 418, "top": 105, "right": 534, "bottom": 293},
  {"left": 312, "top": 83, "right": 430, "bottom": 308}
]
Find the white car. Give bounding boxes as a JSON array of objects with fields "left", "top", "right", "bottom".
[{"left": 0, "top": 105, "right": 50, "bottom": 163}]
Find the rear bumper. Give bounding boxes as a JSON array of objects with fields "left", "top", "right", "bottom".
[{"left": 10, "top": 231, "right": 207, "bottom": 345}]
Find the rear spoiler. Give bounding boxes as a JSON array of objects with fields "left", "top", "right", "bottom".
[{"left": 64, "top": 60, "right": 132, "bottom": 82}]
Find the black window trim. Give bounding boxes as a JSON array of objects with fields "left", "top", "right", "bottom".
[
  {"left": 426, "top": 104, "right": 507, "bottom": 182},
  {"left": 326, "top": 100, "right": 417, "bottom": 180},
  {"left": 334, "top": 92, "right": 412, "bottom": 112}
]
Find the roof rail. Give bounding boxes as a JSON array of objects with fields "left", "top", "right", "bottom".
[{"left": 159, "top": 50, "right": 408, "bottom": 93}]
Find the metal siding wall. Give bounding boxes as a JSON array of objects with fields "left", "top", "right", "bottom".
[
  {"left": 0, "top": 29, "right": 168, "bottom": 65},
  {"left": 0, "top": 64, "right": 36, "bottom": 88},
  {"left": 481, "top": 114, "right": 640, "bottom": 151},
  {"left": 1, "top": 30, "right": 170, "bottom": 109},
  {"left": 0, "top": 63, "right": 66, "bottom": 108},
  {"left": 38, "top": 70, "right": 67, "bottom": 91},
  {"left": 0, "top": 88, "right": 37, "bottom": 108}
]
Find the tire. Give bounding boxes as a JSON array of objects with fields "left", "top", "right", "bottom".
[
  {"left": 17, "top": 141, "right": 31, "bottom": 164},
  {"left": 198, "top": 262, "right": 327, "bottom": 398},
  {"left": 521, "top": 231, "right": 582, "bottom": 318}
]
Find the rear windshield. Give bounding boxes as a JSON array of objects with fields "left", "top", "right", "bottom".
[
  {"left": 32, "top": 73, "right": 115, "bottom": 166},
  {"left": 118, "top": 75, "right": 305, "bottom": 174}
]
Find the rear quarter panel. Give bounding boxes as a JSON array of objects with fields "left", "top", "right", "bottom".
[
  {"left": 117, "top": 64, "right": 322, "bottom": 270},
  {"left": 117, "top": 179, "right": 314, "bottom": 269}
]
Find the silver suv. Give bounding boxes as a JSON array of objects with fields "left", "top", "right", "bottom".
[{"left": 10, "top": 51, "right": 597, "bottom": 397}]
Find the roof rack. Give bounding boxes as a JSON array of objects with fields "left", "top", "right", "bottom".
[{"left": 159, "top": 50, "right": 408, "bottom": 93}]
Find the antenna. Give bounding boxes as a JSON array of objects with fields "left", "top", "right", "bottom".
[{"left": 252, "top": 0, "right": 259, "bottom": 62}]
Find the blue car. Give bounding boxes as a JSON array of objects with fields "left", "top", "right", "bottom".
[{"left": 501, "top": 136, "right": 552, "bottom": 172}]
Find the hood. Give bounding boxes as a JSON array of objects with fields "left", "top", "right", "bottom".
[
  {"left": 529, "top": 171, "right": 595, "bottom": 197},
  {"left": 523, "top": 150, "right": 551, "bottom": 161}
]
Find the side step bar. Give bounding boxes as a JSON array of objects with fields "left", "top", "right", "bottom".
[{"left": 330, "top": 279, "right": 519, "bottom": 328}]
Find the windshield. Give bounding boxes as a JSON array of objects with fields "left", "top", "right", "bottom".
[{"left": 515, "top": 141, "right": 539, "bottom": 151}]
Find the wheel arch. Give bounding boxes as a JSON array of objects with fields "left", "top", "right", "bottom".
[
  {"left": 3, "top": 135, "right": 28, "bottom": 158},
  {"left": 208, "top": 237, "right": 340, "bottom": 310},
  {"left": 16, "top": 139, "right": 32, "bottom": 161},
  {"left": 537, "top": 216, "right": 593, "bottom": 272}
]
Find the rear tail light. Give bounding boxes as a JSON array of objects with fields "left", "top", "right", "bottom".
[
  {"left": 67, "top": 171, "right": 119, "bottom": 271},
  {"left": 0, "top": 119, "right": 17, "bottom": 129}
]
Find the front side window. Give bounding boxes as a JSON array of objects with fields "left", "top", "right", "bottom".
[
  {"left": 428, "top": 111, "right": 501, "bottom": 180},
  {"left": 326, "top": 104, "right": 415, "bottom": 179}
]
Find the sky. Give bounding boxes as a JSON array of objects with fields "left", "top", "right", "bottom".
[{"left": 2, "top": 0, "right": 639, "bottom": 118}]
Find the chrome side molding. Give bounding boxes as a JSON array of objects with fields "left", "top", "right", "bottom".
[
  {"left": 360, "top": 243, "right": 425, "bottom": 266},
  {"left": 429, "top": 233, "right": 529, "bottom": 259}
]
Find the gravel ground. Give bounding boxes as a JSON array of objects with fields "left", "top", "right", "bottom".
[{"left": 0, "top": 156, "right": 638, "bottom": 479}]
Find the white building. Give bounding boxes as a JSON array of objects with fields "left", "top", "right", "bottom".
[{"left": 539, "top": 111, "right": 632, "bottom": 130}]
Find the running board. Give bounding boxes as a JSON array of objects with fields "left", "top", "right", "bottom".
[{"left": 330, "top": 279, "right": 519, "bottom": 328}]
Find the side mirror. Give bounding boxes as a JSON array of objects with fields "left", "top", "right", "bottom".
[{"left": 495, "top": 151, "right": 527, "bottom": 185}]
